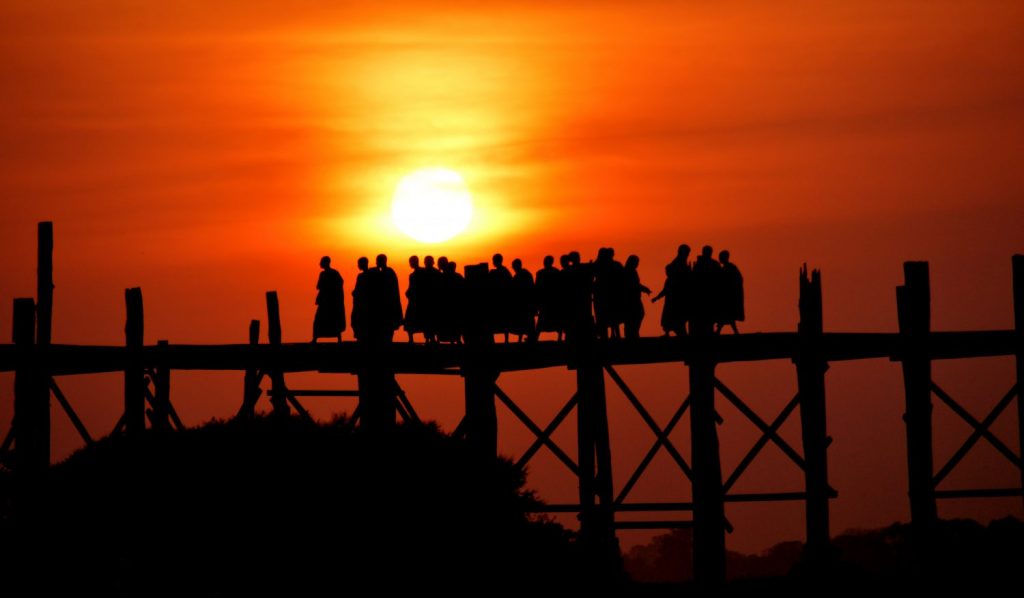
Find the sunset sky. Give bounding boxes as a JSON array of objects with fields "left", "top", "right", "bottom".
[{"left": 1, "top": 1, "right": 1023, "bottom": 554}]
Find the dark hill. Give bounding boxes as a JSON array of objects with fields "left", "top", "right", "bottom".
[{"left": 0, "top": 417, "right": 585, "bottom": 595}]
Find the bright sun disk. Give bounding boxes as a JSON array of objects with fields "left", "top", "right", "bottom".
[{"left": 391, "top": 168, "right": 473, "bottom": 243}]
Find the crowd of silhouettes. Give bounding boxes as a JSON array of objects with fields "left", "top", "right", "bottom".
[{"left": 311, "top": 244, "right": 743, "bottom": 344}]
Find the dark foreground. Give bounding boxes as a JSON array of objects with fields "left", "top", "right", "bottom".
[{"left": 1, "top": 416, "right": 1021, "bottom": 596}]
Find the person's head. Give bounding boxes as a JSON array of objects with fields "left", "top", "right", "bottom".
[
  {"left": 701, "top": 245, "right": 713, "bottom": 259},
  {"left": 376, "top": 254, "right": 388, "bottom": 268},
  {"left": 492, "top": 253, "right": 504, "bottom": 267},
  {"left": 626, "top": 255, "right": 639, "bottom": 269},
  {"left": 438, "top": 256, "right": 449, "bottom": 270},
  {"left": 357, "top": 256, "right": 369, "bottom": 271},
  {"left": 409, "top": 255, "right": 419, "bottom": 269},
  {"left": 512, "top": 258, "right": 523, "bottom": 272},
  {"left": 424, "top": 255, "right": 435, "bottom": 268},
  {"left": 568, "top": 251, "right": 581, "bottom": 266},
  {"left": 677, "top": 244, "right": 691, "bottom": 259},
  {"left": 320, "top": 256, "right": 331, "bottom": 269},
  {"left": 559, "top": 254, "right": 570, "bottom": 268},
  {"left": 448, "top": 261, "right": 457, "bottom": 273},
  {"left": 597, "top": 247, "right": 611, "bottom": 262},
  {"left": 719, "top": 250, "right": 730, "bottom": 264},
  {"left": 607, "top": 247, "right": 615, "bottom": 260},
  {"left": 543, "top": 255, "right": 554, "bottom": 268}
]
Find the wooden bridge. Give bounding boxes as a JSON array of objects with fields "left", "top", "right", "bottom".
[{"left": 2, "top": 222, "right": 1022, "bottom": 585}]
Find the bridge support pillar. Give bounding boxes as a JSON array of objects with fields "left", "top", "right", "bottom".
[
  {"left": 575, "top": 348, "right": 618, "bottom": 571},
  {"left": 464, "top": 366, "right": 497, "bottom": 461},
  {"left": 1012, "top": 255, "right": 1024, "bottom": 508},
  {"left": 13, "top": 298, "right": 49, "bottom": 477},
  {"left": 797, "top": 267, "right": 832, "bottom": 572},
  {"left": 898, "top": 261, "right": 937, "bottom": 535},
  {"left": 124, "top": 287, "right": 146, "bottom": 435},
  {"left": 689, "top": 338, "right": 725, "bottom": 587},
  {"left": 265, "top": 291, "right": 291, "bottom": 420}
]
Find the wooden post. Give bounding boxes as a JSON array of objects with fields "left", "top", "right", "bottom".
[
  {"left": 689, "top": 336, "right": 725, "bottom": 586},
  {"left": 149, "top": 340, "right": 172, "bottom": 432},
  {"left": 575, "top": 348, "right": 617, "bottom": 568},
  {"left": 797, "top": 266, "right": 831, "bottom": 570},
  {"left": 897, "top": 261, "right": 937, "bottom": 534},
  {"left": 13, "top": 298, "right": 49, "bottom": 475},
  {"left": 36, "top": 222, "right": 53, "bottom": 346},
  {"left": 124, "top": 287, "right": 146, "bottom": 435},
  {"left": 461, "top": 263, "right": 496, "bottom": 457},
  {"left": 265, "top": 292, "right": 290, "bottom": 419},
  {"left": 1012, "top": 255, "right": 1024, "bottom": 509},
  {"left": 238, "top": 319, "right": 261, "bottom": 419}
]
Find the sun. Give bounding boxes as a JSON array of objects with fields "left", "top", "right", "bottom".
[{"left": 391, "top": 168, "right": 474, "bottom": 243}]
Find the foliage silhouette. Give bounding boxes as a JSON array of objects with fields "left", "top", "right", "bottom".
[{"left": 0, "top": 416, "right": 586, "bottom": 595}]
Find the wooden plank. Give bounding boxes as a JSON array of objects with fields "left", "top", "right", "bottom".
[
  {"left": 0, "top": 330, "right": 1020, "bottom": 376},
  {"left": 614, "top": 521, "right": 694, "bottom": 530}
]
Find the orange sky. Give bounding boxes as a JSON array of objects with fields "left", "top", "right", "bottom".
[{"left": 1, "top": 1, "right": 1023, "bottom": 554}]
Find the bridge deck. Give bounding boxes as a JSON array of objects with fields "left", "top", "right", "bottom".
[{"left": 0, "top": 330, "right": 1016, "bottom": 376}]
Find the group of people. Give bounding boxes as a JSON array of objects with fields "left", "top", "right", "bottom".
[{"left": 311, "top": 244, "right": 744, "bottom": 344}]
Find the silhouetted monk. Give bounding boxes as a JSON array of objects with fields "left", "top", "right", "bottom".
[
  {"left": 312, "top": 256, "right": 346, "bottom": 343},
  {"left": 489, "top": 253, "right": 514, "bottom": 342},
  {"left": 421, "top": 255, "right": 443, "bottom": 343},
  {"left": 351, "top": 256, "right": 371, "bottom": 341},
  {"left": 437, "top": 258, "right": 465, "bottom": 344},
  {"left": 404, "top": 256, "right": 425, "bottom": 343},
  {"left": 563, "top": 250, "right": 595, "bottom": 341},
  {"left": 510, "top": 258, "right": 536, "bottom": 342},
  {"left": 622, "top": 254, "right": 651, "bottom": 339},
  {"left": 716, "top": 250, "right": 744, "bottom": 334},
  {"left": 594, "top": 247, "right": 625, "bottom": 340},
  {"left": 691, "top": 245, "right": 721, "bottom": 336},
  {"left": 535, "top": 255, "right": 563, "bottom": 341},
  {"left": 375, "top": 254, "right": 403, "bottom": 343},
  {"left": 651, "top": 244, "right": 691, "bottom": 336}
]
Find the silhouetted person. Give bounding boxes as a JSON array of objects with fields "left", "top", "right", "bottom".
[
  {"left": 437, "top": 259, "right": 465, "bottom": 344},
  {"left": 374, "top": 254, "right": 403, "bottom": 343},
  {"left": 563, "top": 251, "right": 595, "bottom": 341},
  {"left": 651, "top": 244, "right": 691, "bottom": 336},
  {"left": 716, "top": 250, "right": 744, "bottom": 334},
  {"left": 622, "top": 254, "right": 651, "bottom": 339},
  {"left": 691, "top": 245, "right": 721, "bottom": 336},
  {"left": 535, "top": 255, "right": 563, "bottom": 341},
  {"left": 593, "top": 247, "right": 625, "bottom": 340},
  {"left": 404, "top": 256, "right": 425, "bottom": 343},
  {"left": 510, "top": 258, "right": 536, "bottom": 342},
  {"left": 489, "top": 253, "right": 514, "bottom": 343},
  {"left": 351, "top": 256, "right": 371, "bottom": 341},
  {"left": 312, "top": 256, "right": 346, "bottom": 343},
  {"left": 421, "top": 255, "right": 443, "bottom": 343}
]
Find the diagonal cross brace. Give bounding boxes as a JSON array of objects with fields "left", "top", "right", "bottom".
[
  {"left": 516, "top": 393, "right": 578, "bottom": 471},
  {"left": 933, "top": 383, "right": 1020, "bottom": 486},
  {"left": 714, "top": 378, "right": 806, "bottom": 471},
  {"left": 605, "top": 365, "right": 694, "bottom": 492},
  {"left": 494, "top": 385, "right": 580, "bottom": 476},
  {"left": 615, "top": 393, "right": 692, "bottom": 505},
  {"left": 723, "top": 392, "right": 802, "bottom": 493}
]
